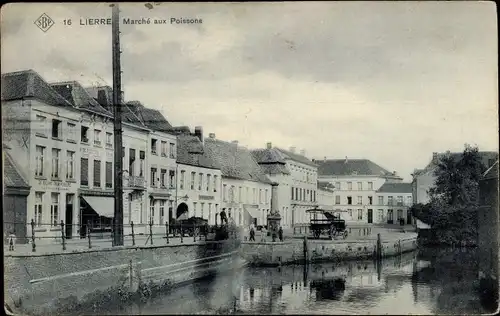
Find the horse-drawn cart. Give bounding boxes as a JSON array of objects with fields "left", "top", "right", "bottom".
[{"left": 306, "top": 208, "right": 348, "bottom": 240}]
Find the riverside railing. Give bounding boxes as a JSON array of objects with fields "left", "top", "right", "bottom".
[{"left": 3, "top": 220, "right": 224, "bottom": 253}]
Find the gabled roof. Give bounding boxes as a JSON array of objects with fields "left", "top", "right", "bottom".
[
  {"left": 1, "top": 70, "right": 73, "bottom": 107},
  {"left": 3, "top": 151, "right": 29, "bottom": 188},
  {"left": 415, "top": 151, "right": 499, "bottom": 176},
  {"left": 205, "top": 139, "right": 273, "bottom": 184},
  {"left": 85, "top": 86, "right": 146, "bottom": 126},
  {"left": 316, "top": 159, "right": 394, "bottom": 177},
  {"left": 250, "top": 148, "right": 291, "bottom": 175},
  {"left": 176, "top": 135, "right": 219, "bottom": 169},
  {"left": 482, "top": 160, "right": 498, "bottom": 180},
  {"left": 251, "top": 148, "right": 288, "bottom": 164},
  {"left": 50, "top": 81, "right": 111, "bottom": 116},
  {"left": 275, "top": 147, "right": 318, "bottom": 167},
  {"left": 127, "top": 101, "right": 173, "bottom": 133},
  {"left": 376, "top": 182, "right": 412, "bottom": 194}
]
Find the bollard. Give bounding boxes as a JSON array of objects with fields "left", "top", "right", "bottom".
[
  {"left": 30, "top": 219, "right": 36, "bottom": 252},
  {"left": 131, "top": 221, "right": 135, "bottom": 246},
  {"left": 60, "top": 220, "right": 66, "bottom": 251},
  {"left": 165, "top": 222, "right": 169, "bottom": 244},
  {"left": 376, "top": 233, "right": 382, "bottom": 260},
  {"left": 193, "top": 223, "right": 197, "bottom": 242},
  {"left": 111, "top": 223, "right": 115, "bottom": 247},
  {"left": 87, "top": 221, "right": 92, "bottom": 249},
  {"left": 180, "top": 225, "right": 184, "bottom": 243},
  {"left": 149, "top": 220, "right": 153, "bottom": 245},
  {"left": 303, "top": 235, "right": 309, "bottom": 264}
]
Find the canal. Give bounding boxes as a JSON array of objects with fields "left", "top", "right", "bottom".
[{"left": 89, "top": 248, "right": 496, "bottom": 315}]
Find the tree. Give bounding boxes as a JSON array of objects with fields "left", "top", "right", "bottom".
[{"left": 425, "top": 144, "right": 485, "bottom": 245}]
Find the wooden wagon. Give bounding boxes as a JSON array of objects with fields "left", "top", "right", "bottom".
[{"left": 306, "top": 208, "right": 348, "bottom": 240}]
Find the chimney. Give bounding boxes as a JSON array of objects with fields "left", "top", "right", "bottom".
[
  {"left": 300, "top": 149, "right": 306, "bottom": 156},
  {"left": 209, "top": 133, "right": 216, "bottom": 139},
  {"left": 194, "top": 126, "right": 203, "bottom": 144},
  {"left": 289, "top": 146, "right": 296, "bottom": 153},
  {"left": 231, "top": 140, "right": 239, "bottom": 146},
  {"left": 97, "top": 89, "right": 109, "bottom": 107},
  {"left": 324, "top": 156, "right": 327, "bottom": 162},
  {"left": 266, "top": 142, "right": 272, "bottom": 149},
  {"left": 344, "top": 156, "right": 348, "bottom": 164},
  {"left": 432, "top": 152, "right": 438, "bottom": 162}
]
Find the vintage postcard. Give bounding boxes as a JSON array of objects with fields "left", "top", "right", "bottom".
[{"left": 1, "top": 2, "right": 498, "bottom": 315}]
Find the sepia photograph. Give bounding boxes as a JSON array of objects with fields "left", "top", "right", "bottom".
[{"left": 1, "top": 1, "right": 498, "bottom": 315}]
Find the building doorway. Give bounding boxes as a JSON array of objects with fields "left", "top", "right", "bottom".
[
  {"left": 367, "top": 209, "right": 373, "bottom": 224},
  {"left": 176, "top": 202, "right": 189, "bottom": 219},
  {"left": 66, "top": 194, "right": 74, "bottom": 239},
  {"left": 407, "top": 210, "right": 412, "bottom": 225}
]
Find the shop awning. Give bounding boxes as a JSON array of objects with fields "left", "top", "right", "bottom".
[
  {"left": 82, "top": 196, "right": 114, "bottom": 218},
  {"left": 244, "top": 206, "right": 261, "bottom": 219}
]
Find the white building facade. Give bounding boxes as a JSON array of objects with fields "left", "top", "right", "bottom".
[
  {"left": 206, "top": 136, "right": 273, "bottom": 227},
  {"left": 251, "top": 143, "right": 318, "bottom": 228},
  {"left": 315, "top": 158, "right": 413, "bottom": 225}
]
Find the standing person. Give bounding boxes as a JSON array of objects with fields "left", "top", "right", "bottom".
[
  {"left": 249, "top": 225, "right": 255, "bottom": 241},
  {"left": 278, "top": 226, "right": 283, "bottom": 242},
  {"left": 261, "top": 226, "right": 267, "bottom": 242}
]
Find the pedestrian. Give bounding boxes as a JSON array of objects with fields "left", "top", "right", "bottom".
[
  {"left": 8, "top": 232, "right": 16, "bottom": 251},
  {"left": 278, "top": 226, "right": 283, "bottom": 242},
  {"left": 249, "top": 225, "right": 255, "bottom": 241},
  {"left": 261, "top": 226, "right": 267, "bottom": 242}
]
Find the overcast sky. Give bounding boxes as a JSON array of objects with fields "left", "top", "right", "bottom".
[{"left": 1, "top": 2, "right": 498, "bottom": 181}]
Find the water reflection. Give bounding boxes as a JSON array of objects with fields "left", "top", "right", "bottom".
[{"left": 99, "top": 248, "right": 495, "bottom": 315}]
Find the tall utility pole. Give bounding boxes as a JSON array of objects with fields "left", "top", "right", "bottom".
[{"left": 112, "top": 3, "right": 124, "bottom": 246}]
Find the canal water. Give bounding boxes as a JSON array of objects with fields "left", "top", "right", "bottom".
[{"left": 94, "top": 248, "right": 496, "bottom": 315}]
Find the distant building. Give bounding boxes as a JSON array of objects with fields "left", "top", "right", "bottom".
[
  {"left": 205, "top": 136, "right": 273, "bottom": 227},
  {"left": 3, "top": 144, "right": 31, "bottom": 243},
  {"left": 251, "top": 144, "right": 318, "bottom": 227},
  {"left": 316, "top": 182, "right": 335, "bottom": 212},
  {"left": 412, "top": 151, "right": 498, "bottom": 205},
  {"left": 174, "top": 128, "right": 222, "bottom": 225},
  {"left": 314, "top": 157, "right": 412, "bottom": 224}
]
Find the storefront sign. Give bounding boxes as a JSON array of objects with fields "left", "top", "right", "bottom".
[
  {"left": 199, "top": 195, "right": 214, "bottom": 200},
  {"left": 80, "top": 147, "right": 100, "bottom": 157},
  {"left": 38, "top": 180, "right": 71, "bottom": 191}
]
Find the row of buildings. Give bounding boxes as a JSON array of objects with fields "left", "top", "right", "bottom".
[{"left": 3, "top": 69, "right": 470, "bottom": 242}]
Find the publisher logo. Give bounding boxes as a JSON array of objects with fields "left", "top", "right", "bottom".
[{"left": 34, "top": 13, "right": 54, "bottom": 32}]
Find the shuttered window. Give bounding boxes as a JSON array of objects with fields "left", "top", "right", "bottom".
[
  {"left": 81, "top": 158, "right": 89, "bottom": 186},
  {"left": 93, "top": 160, "right": 101, "bottom": 187},
  {"left": 106, "top": 162, "right": 112, "bottom": 188}
]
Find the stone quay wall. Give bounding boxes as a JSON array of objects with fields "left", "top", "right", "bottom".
[
  {"left": 240, "top": 235, "right": 418, "bottom": 266},
  {"left": 4, "top": 240, "right": 241, "bottom": 316}
]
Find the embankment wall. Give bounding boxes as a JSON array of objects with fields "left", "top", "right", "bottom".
[
  {"left": 5, "top": 240, "right": 241, "bottom": 315},
  {"left": 241, "top": 235, "right": 417, "bottom": 266}
]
